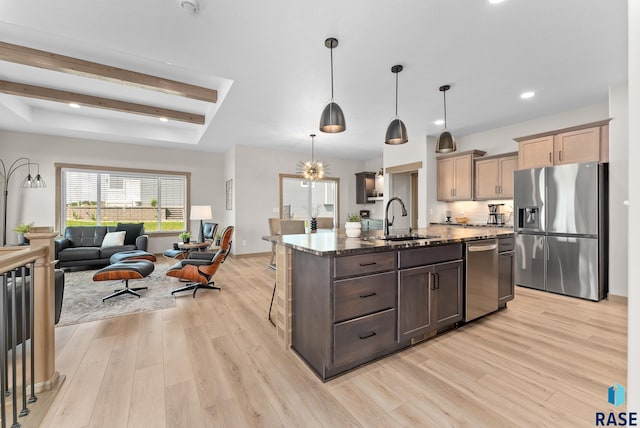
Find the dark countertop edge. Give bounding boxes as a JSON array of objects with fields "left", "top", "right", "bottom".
[{"left": 262, "top": 230, "right": 514, "bottom": 257}]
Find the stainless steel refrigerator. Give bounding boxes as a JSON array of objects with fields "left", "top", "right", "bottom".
[{"left": 514, "top": 162, "right": 608, "bottom": 301}]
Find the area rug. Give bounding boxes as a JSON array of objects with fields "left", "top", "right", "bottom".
[{"left": 58, "top": 260, "right": 176, "bottom": 326}]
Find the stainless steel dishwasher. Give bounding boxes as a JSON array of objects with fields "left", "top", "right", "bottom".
[{"left": 465, "top": 239, "right": 499, "bottom": 321}]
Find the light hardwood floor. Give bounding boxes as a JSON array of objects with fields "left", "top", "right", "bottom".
[{"left": 36, "top": 254, "right": 626, "bottom": 427}]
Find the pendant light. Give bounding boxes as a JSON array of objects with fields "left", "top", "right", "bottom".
[
  {"left": 297, "top": 134, "right": 329, "bottom": 181},
  {"left": 385, "top": 65, "right": 408, "bottom": 145},
  {"left": 435, "top": 84, "right": 457, "bottom": 153},
  {"left": 319, "top": 38, "right": 346, "bottom": 133}
]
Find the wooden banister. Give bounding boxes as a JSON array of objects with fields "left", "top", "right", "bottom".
[{"left": 0, "top": 227, "right": 60, "bottom": 391}]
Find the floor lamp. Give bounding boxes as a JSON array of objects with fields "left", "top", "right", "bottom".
[
  {"left": 190, "top": 205, "right": 213, "bottom": 243},
  {"left": 0, "top": 157, "right": 46, "bottom": 246}
]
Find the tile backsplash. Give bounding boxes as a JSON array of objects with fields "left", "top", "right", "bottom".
[{"left": 440, "top": 200, "right": 514, "bottom": 225}]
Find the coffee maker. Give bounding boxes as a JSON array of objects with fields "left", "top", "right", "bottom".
[{"left": 487, "top": 203, "right": 505, "bottom": 225}]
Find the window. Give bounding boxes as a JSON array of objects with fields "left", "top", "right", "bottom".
[{"left": 59, "top": 165, "right": 189, "bottom": 233}]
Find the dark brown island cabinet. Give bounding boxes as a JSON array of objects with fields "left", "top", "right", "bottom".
[
  {"left": 292, "top": 243, "right": 475, "bottom": 381},
  {"left": 498, "top": 237, "right": 515, "bottom": 305},
  {"left": 398, "top": 244, "right": 463, "bottom": 342}
]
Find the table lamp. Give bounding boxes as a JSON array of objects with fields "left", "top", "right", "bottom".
[{"left": 190, "top": 205, "right": 212, "bottom": 243}]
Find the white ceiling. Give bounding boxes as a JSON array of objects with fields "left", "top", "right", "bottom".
[{"left": 0, "top": 0, "right": 628, "bottom": 161}]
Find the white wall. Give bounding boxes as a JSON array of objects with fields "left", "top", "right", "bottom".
[
  {"left": 385, "top": 103, "right": 608, "bottom": 230},
  {"left": 609, "top": 82, "right": 629, "bottom": 298},
  {"left": 426, "top": 103, "right": 609, "bottom": 223},
  {"left": 0, "top": 130, "right": 224, "bottom": 254},
  {"left": 223, "top": 144, "right": 236, "bottom": 236},
  {"left": 229, "top": 144, "right": 365, "bottom": 255},
  {"left": 627, "top": 0, "right": 638, "bottom": 412},
  {"left": 383, "top": 134, "right": 428, "bottom": 228},
  {"left": 0, "top": 130, "right": 371, "bottom": 256}
]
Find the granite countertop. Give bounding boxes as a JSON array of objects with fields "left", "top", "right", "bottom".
[
  {"left": 263, "top": 224, "right": 514, "bottom": 256},
  {"left": 430, "top": 222, "right": 514, "bottom": 228}
]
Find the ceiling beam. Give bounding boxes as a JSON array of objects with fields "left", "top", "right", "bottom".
[
  {"left": 0, "top": 80, "right": 205, "bottom": 125},
  {"left": 0, "top": 41, "right": 217, "bottom": 103}
]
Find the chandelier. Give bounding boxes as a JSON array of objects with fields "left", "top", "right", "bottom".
[{"left": 297, "top": 134, "right": 329, "bottom": 181}]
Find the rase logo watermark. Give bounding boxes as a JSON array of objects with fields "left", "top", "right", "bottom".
[
  {"left": 596, "top": 383, "right": 637, "bottom": 426},
  {"left": 609, "top": 384, "right": 626, "bottom": 407}
]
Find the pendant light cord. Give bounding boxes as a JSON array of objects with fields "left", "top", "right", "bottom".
[
  {"left": 310, "top": 134, "right": 315, "bottom": 162},
  {"left": 443, "top": 89, "right": 447, "bottom": 128},
  {"left": 395, "top": 72, "right": 399, "bottom": 117},
  {"left": 330, "top": 46, "right": 334, "bottom": 101}
]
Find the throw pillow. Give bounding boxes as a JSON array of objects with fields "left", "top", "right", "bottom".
[
  {"left": 115, "top": 223, "right": 144, "bottom": 246},
  {"left": 101, "top": 231, "right": 126, "bottom": 248}
]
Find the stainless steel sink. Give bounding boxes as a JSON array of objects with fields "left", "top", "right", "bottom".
[{"left": 375, "top": 234, "right": 439, "bottom": 242}]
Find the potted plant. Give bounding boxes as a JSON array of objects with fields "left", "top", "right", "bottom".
[
  {"left": 179, "top": 231, "right": 191, "bottom": 244},
  {"left": 13, "top": 222, "right": 34, "bottom": 245},
  {"left": 345, "top": 214, "right": 362, "bottom": 238}
]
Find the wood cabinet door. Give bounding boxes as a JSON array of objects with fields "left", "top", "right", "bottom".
[
  {"left": 554, "top": 126, "right": 600, "bottom": 165},
  {"left": 518, "top": 136, "right": 553, "bottom": 169},
  {"left": 433, "top": 261, "right": 463, "bottom": 329},
  {"left": 498, "top": 155, "right": 518, "bottom": 198},
  {"left": 453, "top": 154, "right": 473, "bottom": 199},
  {"left": 437, "top": 158, "right": 455, "bottom": 201},
  {"left": 355, "top": 172, "right": 375, "bottom": 204},
  {"left": 474, "top": 158, "right": 499, "bottom": 200},
  {"left": 398, "top": 265, "right": 433, "bottom": 340}
]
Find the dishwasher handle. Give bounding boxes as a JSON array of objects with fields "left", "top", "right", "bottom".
[{"left": 467, "top": 244, "right": 497, "bottom": 252}]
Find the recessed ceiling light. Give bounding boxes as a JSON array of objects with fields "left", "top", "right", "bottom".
[
  {"left": 434, "top": 119, "right": 445, "bottom": 126},
  {"left": 69, "top": 103, "right": 80, "bottom": 108},
  {"left": 159, "top": 117, "right": 169, "bottom": 122},
  {"left": 489, "top": 0, "right": 505, "bottom": 4},
  {"left": 520, "top": 91, "right": 535, "bottom": 99}
]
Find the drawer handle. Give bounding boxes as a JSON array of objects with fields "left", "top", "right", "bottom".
[
  {"left": 359, "top": 292, "right": 377, "bottom": 299},
  {"left": 358, "top": 331, "right": 377, "bottom": 340},
  {"left": 359, "top": 262, "right": 377, "bottom": 267}
]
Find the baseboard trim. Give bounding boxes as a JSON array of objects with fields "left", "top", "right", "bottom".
[
  {"left": 606, "top": 293, "right": 628, "bottom": 304},
  {"left": 230, "top": 251, "right": 271, "bottom": 259}
]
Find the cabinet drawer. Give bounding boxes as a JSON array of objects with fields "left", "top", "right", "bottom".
[
  {"left": 334, "top": 271, "right": 396, "bottom": 322},
  {"left": 499, "top": 237, "right": 514, "bottom": 253},
  {"left": 334, "top": 251, "right": 395, "bottom": 278},
  {"left": 333, "top": 309, "right": 396, "bottom": 367},
  {"left": 398, "top": 244, "right": 462, "bottom": 269}
]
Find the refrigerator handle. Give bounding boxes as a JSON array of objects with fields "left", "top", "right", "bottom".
[
  {"left": 549, "top": 152, "right": 551, "bottom": 162},
  {"left": 559, "top": 150, "right": 562, "bottom": 162}
]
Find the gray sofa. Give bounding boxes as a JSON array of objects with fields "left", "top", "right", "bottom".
[{"left": 55, "top": 224, "right": 148, "bottom": 268}]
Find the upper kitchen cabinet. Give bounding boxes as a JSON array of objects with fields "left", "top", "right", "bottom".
[
  {"left": 437, "top": 150, "right": 486, "bottom": 201},
  {"left": 517, "top": 135, "right": 554, "bottom": 169},
  {"left": 515, "top": 120, "right": 610, "bottom": 170},
  {"left": 553, "top": 126, "right": 607, "bottom": 165},
  {"left": 355, "top": 171, "right": 375, "bottom": 204},
  {"left": 475, "top": 152, "right": 518, "bottom": 200}
]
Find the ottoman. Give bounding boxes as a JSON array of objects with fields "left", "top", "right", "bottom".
[
  {"left": 93, "top": 260, "right": 155, "bottom": 301},
  {"left": 110, "top": 250, "right": 157, "bottom": 264}
]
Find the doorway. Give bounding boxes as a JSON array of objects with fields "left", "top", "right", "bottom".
[
  {"left": 387, "top": 162, "right": 422, "bottom": 232},
  {"left": 279, "top": 174, "right": 340, "bottom": 226}
]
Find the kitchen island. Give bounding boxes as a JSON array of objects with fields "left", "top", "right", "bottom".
[{"left": 265, "top": 225, "right": 514, "bottom": 380}]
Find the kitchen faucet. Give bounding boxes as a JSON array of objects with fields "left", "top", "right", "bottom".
[{"left": 384, "top": 196, "right": 408, "bottom": 236}]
